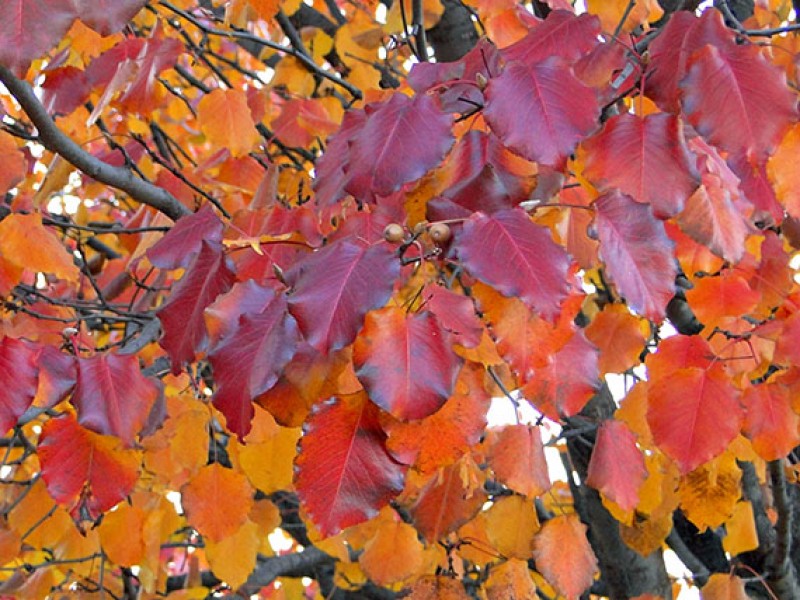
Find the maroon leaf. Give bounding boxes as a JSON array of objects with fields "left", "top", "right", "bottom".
[
  {"left": 148, "top": 203, "right": 224, "bottom": 270},
  {"left": 424, "top": 286, "right": 483, "bottom": 349},
  {"left": 594, "top": 191, "right": 676, "bottom": 321},
  {"left": 581, "top": 113, "right": 699, "bottom": 218},
  {"left": 456, "top": 208, "right": 570, "bottom": 320},
  {"left": 502, "top": 10, "right": 601, "bottom": 67},
  {"left": 210, "top": 290, "right": 300, "bottom": 438},
  {"left": 437, "top": 130, "right": 537, "bottom": 214},
  {"left": 157, "top": 242, "right": 236, "bottom": 373},
  {"left": 42, "top": 67, "right": 91, "bottom": 115},
  {"left": 681, "top": 44, "right": 797, "bottom": 158},
  {"left": 312, "top": 109, "right": 367, "bottom": 208},
  {"left": 646, "top": 9, "right": 735, "bottom": 112},
  {"left": 354, "top": 308, "right": 463, "bottom": 421},
  {"left": 38, "top": 414, "right": 139, "bottom": 523},
  {"left": 295, "top": 393, "right": 406, "bottom": 536},
  {"left": 36, "top": 345, "right": 77, "bottom": 409},
  {"left": 345, "top": 94, "right": 454, "bottom": 200},
  {"left": 0, "top": 0, "right": 76, "bottom": 75},
  {"left": 85, "top": 38, "right": 146, "bottom": 88},
  {"left": 72, "top": 353, "right": 162, "bottom": 446},
  {"left": 74, "top": 0, "right": 146, "bottom": 35},
  {"left": 484, "top": 58, "right": 599, "bottom": 167},
  {"left": 0, "top": 338, "right": 39, "bottom": 433},
  {"left": 205, "top": 279, "right": 278, "bottom": 348},
  {"left": 115, "top": 37, "right": 183, "bottom": 115},
  {"left": 286, "top": 238, "right": 399, "bottom": 353}
]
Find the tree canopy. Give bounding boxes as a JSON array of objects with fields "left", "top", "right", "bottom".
[{"left": 0, "top": 0, "right": 799, "bottom": 598}]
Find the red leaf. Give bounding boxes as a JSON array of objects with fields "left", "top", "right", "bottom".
[
  {"left": 647, "top": 367, "right": 743, "bottom": 473},
  {"left": 644, "top": 334, "right": 716, "bottom": 381},
  {"left": 312, "top": 109, "right": 366, "bottom": 207},
  {"left": 0, "top": 338, "right": 39, "bottom": 433},
  {"left": 157, "top": 242, "right": 236, "bottom": 373},
  {"left": 36, "top": 346, "right": 77, "bottom": 409},
  {"left": 72, "top": 353, "right": 162, "bottom": 446},
  {"left": 486, "top": 425, "right": 551, "bottom": 498},
  {"left": 295, "top": 393, "right": 406, "bottom": 536},
  {"left": 743, "top": 383, "right": 800, "bottom": 461},
  {"left": 210, "top": 290, "right": 300, "bottom": 438},
  {"left": 484, "top": 58, "right": 599, "bottom": 167},
  {"left": 730, "top": 153, "right": 783, "bottom": 226},
  {"left": 594, "top": 191, "right": 676, "bottom": 321},
  {"left": 521, "top": 329, "right": 599, "bottom": 419},
  {"left": 115, "top": 36, "right": 183, "bottom": 115},
  {"left": 354, "top": 308, "right": 463, "bottom": 421},
  {"left": 581, "top": 113, "right": 698, "bottom": 218},
  {"left": 345, "top": 94, "right": 454, "bottom": 199},
  {"left": 0, "top": 0, "right": 76, "bottom": 75},
  {"left": 423, "top": 286, "right": 483, "bottom": 349},
  {"left": 645, "top": 10, "right": 734, "bottom": 112},
  {"left": 502, "top": 10, "right": 601, "bottom": 66},
  {"left": 681, "top": 44, "right": 797, "bottom": 158},
  {"left": 205, "top": 279, "right": 278, "bottom": 348},
  {"left": 586, "top": 420, "right": 646, "bottom": 511},
  {"left": 42, "top": 67, "right": 91, "bottom": 115},
  {"left": 73, "top": 0, "right": 146, "bottom": 35},
  {"left": 147, "top": 204, "right": 224, "bottom": 270},
  {"left": 456, "top": 209, "right": 570, "bottom": 320},
  {"left": 38, "top": 415, "right": 140, "bottom": 523},
  {"left": 286, "top": 238, "right": 399, "bottom": 353}
]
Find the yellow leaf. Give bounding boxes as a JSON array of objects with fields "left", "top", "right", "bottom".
[
  {"left": 238, "top": 407, "right": 301, "bottom": 494},
  {"left": 0, "top": 213, "right": 80, "bottom": 282},
  {"left": 722, "top": 501, "right": 759, "bottom": 556},
  {"left": 205, "top": 520, "right": 260, "bottom": 588},
  {"left": 485, "top": 558, "right": 538, "bottom": 600},
  {"left": 619, "top": 510, "right": 673, "bottom": 556},
  {"left": 197, "top": 89, "right": 259, "bottom": 157},
  {"left": 181, "top": 463, "right": 254, "bottom": 542},
  {"left": 586, "top": 0, "right": 663, "bottom": 34},
  {"left": 99, "top": 502, "right": 146, "bottom": 566},
  {"left": 359, "top": 518, "right": 425, "bottom": 586},
  {"left": 678, "top": 452, "right": 741, "bottom": 530},
  {"left": 485, "top": 495, "right": 540, "bottom": 560}
]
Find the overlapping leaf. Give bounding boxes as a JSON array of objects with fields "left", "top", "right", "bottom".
[
  {"left": 38, "top": 415, "right": 140, "bottom": 523},
  {"left": 72, "top": 353, "right": 162, "bottom": 446},
  {"left": 295, "top": 393, "right": 406, "bottom": 536},
  {"left": 197, "top": 89, "right": 260, "bottom": 158},
  {"left": 345, "top": 93, "right": 454, "bottom": 200},
  {"left": 209, "top": 290, "right": 300, "bottom": 438},
  {"left": 586, "top": 420, "right": 646, "bottom": 512},
  {"left": 484, "top": 58, "right": 599, "bottom": 167},
  {"left": 594, "top": 191, "right": 676, "bottom": 321},
  {"left": 0, "top": 338, "right": 39, "bottom": 433},
  {"left": 502, "top": 10, "right": 600, "bottom": 66},
  {"left": 456, "top": 209, "right": 570, "bottom": 320},
  {"left": 354, "top": 308, "right": 462, "bottom": 421},
  {"left": 147, "top": 204, "right": 224, "bottom": 270},
  {"left": 581, "top": 113, "right": 698, "bottom": 218},
  {"left": 0, "top": 213, "right": 80, "bottom": 282},
  {"left": 181, "top": 463, "right": 254, "bottom": 542},
  {"left": 485, "top": 425, "right": 551, "bottom": 498},
  {"left": 0, "top": 0, "right": 76, "bottom": 75},
  {"left": 73, "top": 0, "right": 146, "bottom": 35},
  {"left": 532, "top": 515, "right": 598, "bottom": 599},
  {"left": 157, "top": 241, "right": 236, "bottom": 373},
  {"left": 681, "top": 44, "right": 797, "bottom": 158},
  {"left": 286, "top": 237, "right": 399, "bottom": 353},
  {"left": 742, "top": 383, "right": 800, "bottom": 461}
]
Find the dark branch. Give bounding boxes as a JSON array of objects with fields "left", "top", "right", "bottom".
[{"left": 0, "top": 65, "right": 191, "bottom": 222}]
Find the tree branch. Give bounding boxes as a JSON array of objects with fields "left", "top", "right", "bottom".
[{"left": 0, "top": 65, "right": 191, "bottom": 222}]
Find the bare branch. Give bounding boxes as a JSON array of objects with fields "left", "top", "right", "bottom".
[{"left": 0, "top": 65, "right": 191, "bottom": 222}]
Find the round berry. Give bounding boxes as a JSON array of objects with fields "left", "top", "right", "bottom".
[
  {"left": 429, "top": 223, "right": 452, "bottom": 243},
  {"left": 383, "top": 223, "right": 405, "bottom": 243}
]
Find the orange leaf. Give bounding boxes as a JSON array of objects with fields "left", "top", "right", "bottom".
[
  {"left": 702, "top": 573, "right": 748, "bottom": 600},
  {"left": 383, "top": 362, "right": 490, "bottom": 473},
  {"left": 484, "top": 495, "right": 540, "bottom": 559},
  {"left": 685, "top": 272, "right": 760, "bottom": 331},
  {"left": 722, "top": 501, "right": 759, "bottom": 556},
  {"left": 647, "top": 366, "right": 743, "bottom": 473},
  {"left": 0, "top": 213, "right": 80, "bottom": 282},
  {"left": 406, "top": 575, "right": 471, "bottom": 600},
  {"left": 181, "top": 463, "right": 254, "bottom": 542},
  {"left": 98, "top": 501, "right": 146, "bottom": 566},
  {"left": 197, "top": 88, "right": 259, "bottom": 157},
  {"left": 485, "top": 425, "right": 551, "bottom": 498},
  {"left": 585, "top": 304, "right": 648, "bottom": 374},
  {"left": 0, "top": 130, "right": 25, "bottom": 195},
  {"left": 532, "top": 514, "right": 598, "bottom": 600},
  {"left": 768, "top": 122, "right": 800, "bottom": 219},
  {"left": 485, "top": 558, "right": 538, "bottom": 600},
  {"left": 742, "top": 382, "right": 800, "bottom": 461},
  {"left": 238, "top": 406, "right": 301, "bottom": 494},
  {"left": 358, "top": 516, "right": 425, "bottom": 586}
]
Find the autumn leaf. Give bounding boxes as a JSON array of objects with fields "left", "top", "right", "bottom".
[
  {"left": 0, "top": 338, "right": 39, "bottom": 434},
  {"left": 204, "top": 520, "right": 260, "bottom": 588},
  {"left": 0, "top": 0, "right": 76, "bottom": 75},
  {"left": 485, "top": 558, "right": 538, "bottom": 600},
  {"left": 742, "top": 383, "right": 800, "bottom": 461},
  {"left": 585, "top": 304, "right": 648, "bottom": 374},
  {"left": 532, "top": 515, "right": 598, "bottom": 600},
  {"left": 701, "top": 573, "right": 748, "bottom": 600},
  {"left": 586, "top": 420, "right": 646, "bottom": 512},
  {"left": 485, "top": 425, "right": 551, "bottom": 498},
  {"left": 147, "top": 203, "right": 224, "bottom": 270},
  {"left": 502, "top": 10, "right": 600, "bottom": 66},
  {"left": 294, "top": 393, "right": 406, "bottom": 536},
  {"left": 38, "top": 415, "right": 140, "bottom": 523},
  {"left": 354, "top": 308, "right": 462, "bottom": 421},
  {"left": 0, "top": 213, "right": 80, "bottom": 282},
  {"left": 358, "top": 516, "right": 425, "bottom": 586},
  {"left": 197, "top": 88, "right": 260, "bottom": 158},
  {"left": 181, "top": 463, "right": 254, "bottom": 543},
  {"left": 0, "top": 131, "right": 25, "bottom": 195}
]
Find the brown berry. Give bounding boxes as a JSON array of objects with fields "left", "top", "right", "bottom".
[
  {"left": 429, "top": 223, "right": 452, "bottom": 243},
  {"left": 383, "top": 223, "right": 405, "bottom": 243}
]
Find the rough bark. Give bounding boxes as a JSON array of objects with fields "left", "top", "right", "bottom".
[{"left": 427, "top": 0, "right": 479, "bottom": 63}]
